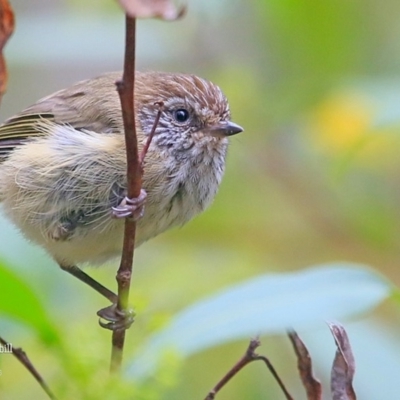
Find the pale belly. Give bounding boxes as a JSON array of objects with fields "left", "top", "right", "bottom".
[
  {"left": 0, "top": 131, "right": 227, "bottom": 266},
  {"left": 5, "top": 174, "right": 219, "bottom": 266}
]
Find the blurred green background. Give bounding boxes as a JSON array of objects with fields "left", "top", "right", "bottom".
[{"left": 2, "top": 0, "right": 400, "bottom": 398}]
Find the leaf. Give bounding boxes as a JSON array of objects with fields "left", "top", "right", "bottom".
[
  {"left": 288, "top": 330, "right": 322, "bottom": 400},
  {"left": 329, "top": 322, "right": 356, "bottom": 400},
  {"left": 305, "top": 320, "right": 400, "bottom": 398},
  {"left": 0, "top": 0, "right": 14, "bottom": 102},
  {"left": 0, "top": 261, "right": 60, "bottom": 344},
  {"left": 117, "top": 0, "right": 185, "bottom": 20},
  {"left": 127, "top": 263, "right": 391, "bottom": 379}
]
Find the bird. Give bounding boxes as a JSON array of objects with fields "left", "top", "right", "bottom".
[{"left": 0, "top": 71, "right": 243, "bottom": 326}]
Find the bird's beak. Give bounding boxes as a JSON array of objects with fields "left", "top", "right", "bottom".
[{"left": 204, "top": 121, "right": 244, "bottom": 137}]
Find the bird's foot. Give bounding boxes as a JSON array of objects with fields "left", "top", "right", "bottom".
[
  {"left": 97, "top": 304, "right": 135, "bottom": 331},
  {"left": 112, "top": 189, "right": 147, "bottom": 220}
]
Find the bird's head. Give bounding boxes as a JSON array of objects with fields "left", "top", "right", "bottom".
[{"left": 136, "top": 72, "right": 243, "bottom": 155}]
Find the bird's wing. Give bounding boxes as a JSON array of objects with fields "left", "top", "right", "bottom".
[
  {"left": 0, "top": 112, "right": 56, "bottom": 159},
  {"left": 0, "top": 74, "right": 121, "bottom": 160}
]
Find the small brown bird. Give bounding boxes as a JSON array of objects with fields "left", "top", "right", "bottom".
[{"left": 0, "top": 71, "right": 243, "bottom": 324}]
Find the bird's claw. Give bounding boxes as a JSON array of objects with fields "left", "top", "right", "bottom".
[
  {"left": 112, "top": 189, "right": 147, "bottom": 220},
  {"left": 97, "top": 304, "right": 135, "bottom": 331}
]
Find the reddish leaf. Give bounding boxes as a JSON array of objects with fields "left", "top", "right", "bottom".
[
  {"left": 0, "top": 0, "right": 14, "bottom": 102},
  {"left": 328, "top": 322, "right": 356, "bottom": 400},
  {"left": 117, "top": 0, "right": 185, "bottom": 20},
  {"left": 288, "top": 330, "right": 322, "bottom": 400}
]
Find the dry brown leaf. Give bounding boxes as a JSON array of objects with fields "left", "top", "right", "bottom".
[
  {"left": 288, "top": 330, "right": 322, "bottom": 400},
  {"left": 328, "top": 322, "right": 357, "bottom": 400},
  {"left": 118, "top": 0, "right": 185, "bottom": 20},
  {"left": 0, "top": 0, "right": 14, "bottom": 102}
]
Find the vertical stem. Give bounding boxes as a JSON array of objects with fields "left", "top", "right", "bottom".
[
  {"left": 119, "top": 16, "right": 141, "bottom": 199},
  {"left": 112, "top": 15, "right": 140, "bottom": 373}
]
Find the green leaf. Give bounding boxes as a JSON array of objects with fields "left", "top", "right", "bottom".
[
  {"left": 127, "top": 263, "right": 391, "bottom": 379},
  {"left": 0, "top": 260, "right": 60, "bottom": 344}
]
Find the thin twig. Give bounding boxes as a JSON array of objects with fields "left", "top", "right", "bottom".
[
  {"left": 204, "top": 338, "right": 294, "bottom": 400},
  {"left": 0, "top": 336, "right": 57, "bottom": 399},
  {"left": 254, "top": 354, "right": 294, "bottom": 400},
  {"left": 139, "top": 101, "right": 164, "bottom": 167},
  {"left": 112, "top": 15, "right": 139, "bottom": 373}
]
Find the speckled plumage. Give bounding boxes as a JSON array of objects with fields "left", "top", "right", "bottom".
[{"left": 0, "top": 71, "right": 241, "bottom": 266}]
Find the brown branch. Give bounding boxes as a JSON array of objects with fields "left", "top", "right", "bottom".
[
  {"left": 111, "top": 0, "right": 182, "bottom": 373},
  {"left": 111, "top": 15, "right": 139, "bottom": 373},
  {"left": 0, "top": 336, "right": 56, "bottom": 399},
  {"left": 204, "top": 338, "right": 294, "bottom": 400},
  {"left": 111, "top": 19, "right": 162, "bottom": 374}
]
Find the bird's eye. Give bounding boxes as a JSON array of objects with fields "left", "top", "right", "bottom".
[{"left": 173, "top": 108, "right": 190, "bottom": 123}]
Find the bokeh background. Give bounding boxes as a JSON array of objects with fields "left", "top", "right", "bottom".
[{"left": 1, "top": 0, "right": 400, "bottom": 398}]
